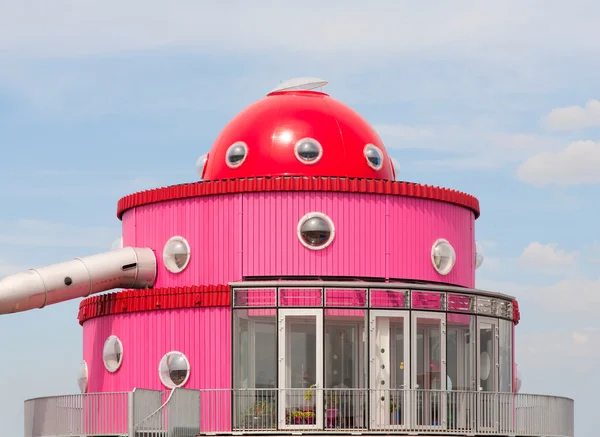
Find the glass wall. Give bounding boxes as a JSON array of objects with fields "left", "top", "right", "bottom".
[
  {"left": 446, "top": 314, "right": 475, "bottom": 391},
  {"left": 233, "top": 309, "right": 277, "bottom": 389},
  {"left": 499, "top": 319, "right": 513, "bottom": 392}
]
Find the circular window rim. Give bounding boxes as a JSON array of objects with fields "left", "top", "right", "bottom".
[
  {"left": 162, "top": 236, "right": 191, "bottom": 273},
  {"left": 294, "top": 137, "right": 323, "bottom": 165},
  {"left": 225, "top": 141, "right": 249, "bottom": 169},
  {"left": 102, "top": 335, "right": 124, "bottom": 373},
  {"left": 297, "top": 212, "right": 336, "bottom": 251},
  {"left": 78, "top": 361, "right": 89, "bottom": 394},
  {"left": 158, "top": 350, "right": 191, "bottom": 389},
  {"left": 431, "top": 238, "right": 456, "bottom": 276},
  {"left": 364, "top": 143, "right": 384, "bottom": 171}
]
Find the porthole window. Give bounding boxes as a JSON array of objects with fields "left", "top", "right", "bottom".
[
  {"left": 475, "top": 241, "right": 485, "bottom": 269},
  {"left": 103, "top": 335, "right": 123, "bottom": 373},
  {"left": 431, "top": 238, "right": 456, "bottom": 275},
  {"left": 77, "top": 361, "right": 88, "bottom": 394},
  {"left": 163, "top": 236, "right": 191, "bottom": 273},
  {"left": 294, "top": 138, "right": 323, "bottom": 164},
  {"left": 225, "top": 142, "right": 248, "bottom": 168},
  {"left": 297, "top": 212, "right": 335, "bottom": 250},
  {"left": 364, "top": 144, "right": 384, "bottom": 170},
  {"left": 158, "top": 351, "right": 190, "bottom": 388}
]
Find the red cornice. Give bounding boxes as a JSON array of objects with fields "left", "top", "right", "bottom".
[
  {"left": 77, "top": 285, "right": 230, "bottom": 325},
  {"left": 512, "top": 299, "right": 521, "bottom": 325},
  {"left": 116, "top": 177, "right": 480, "bottom": 220}
]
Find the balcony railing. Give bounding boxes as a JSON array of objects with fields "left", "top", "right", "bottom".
[{"left": 24, "top": 388, "right": 574, "bottom": 437}]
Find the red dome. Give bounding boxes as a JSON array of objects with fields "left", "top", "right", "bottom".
[{"left": 201, "top": 89, "right": 395, "bottom": 181}]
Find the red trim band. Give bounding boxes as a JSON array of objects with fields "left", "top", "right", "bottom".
[
  {"left": 512, "top": 299, "right": 520, "bottom": 325},
  {"left": 116, "top": 177, "right": 480, "bottom": 220},
  {"left": 77, "top": 285, "right": 230, "bottom": 325}
]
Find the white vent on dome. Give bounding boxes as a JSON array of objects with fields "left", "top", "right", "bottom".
[{"left": 269, "top": 77, "right": 328, "bottom": 94}]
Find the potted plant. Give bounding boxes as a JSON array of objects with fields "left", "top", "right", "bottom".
[
  {"left": 244, "top": 400, "right": 276, "bottom": 429},
  {"left": 291, "top": 410, "right": 315, "bottom": 425},
  {"left": 325, "top": 391, "right": 340, "bottom": 427},
  {"left": 390, "top": 401, "right": 401, "bottom": 424}
]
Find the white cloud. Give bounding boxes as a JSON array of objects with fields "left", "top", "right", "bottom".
[
  {"left": 545, "top": 99, "right": 600, "bottom": 131},
  {"left": 0, "top": 219, "right": 118, "bottom": 250},
  {"left": 479, "top": 278, "right": 600, "bottom": 315},
  {"left": 0, "top": 1, "right": 599, "bottom": 59},
  {"left": 376, "top": 123, "right": 560, "bottom": 169},
  {"left": 516, "top": 140, "right": 600, "bottom": 186},
  {"left": 519, "top": 242, "right": 579, "bottom": 270}
]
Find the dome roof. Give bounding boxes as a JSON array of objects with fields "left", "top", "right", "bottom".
[{"left": 200, "top": 79, "right": 396, "bottom": 181}]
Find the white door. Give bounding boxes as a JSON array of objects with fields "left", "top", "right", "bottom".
[
  {"left": 411, "top": 311, "right": 446, "bottom": 430},
  {"left": 477, "top": 316, "right": 499, "bottom": 431},
  {"left": 369, "top": 311, "right": 410, "bottom": 430},
  {"left": 278, "top": 309, "right": 323, "bottom": 429}
]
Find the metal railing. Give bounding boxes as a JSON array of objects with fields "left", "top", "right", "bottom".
[{"left": 24, "top": 388, "right": 574, "bottom": 437}]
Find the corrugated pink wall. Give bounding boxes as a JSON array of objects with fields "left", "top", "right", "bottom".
[
  {"left": 121, "top": 194, "right": 242, "bottom": 288},
  {"left": 83, "top": 307, "right": 231, "bottom": 392},
  {"left": 243, "top": 192, "right": 474, "bottom": 287},
  {"left": 121, "top": 191, "right": 475, "bottom": 288}
]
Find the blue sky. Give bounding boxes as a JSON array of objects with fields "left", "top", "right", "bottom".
[{"left": 0, "top": 1, "right": 599, "bottom": 435}]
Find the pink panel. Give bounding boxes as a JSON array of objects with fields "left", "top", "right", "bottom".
[
  {"left": 388, "top": 197, "right": 475, "bottom": 287},
  {"left": 242, "top": 192, "right": 474, "bottom": 287},
  {"left": 370, "top": 289, "right": 407, "bottom": 308},
  {"left": 242, "top": 192, "right": 387, "bottom": 279},
  {"left": 279, "top": 288, "right": 322, "bottom": 307},
  {"left": 83, "top": 307, "right": 231, "bottom": 393},
  {"left": 121, "top": 194, "right": 242, "bottom": 287}
]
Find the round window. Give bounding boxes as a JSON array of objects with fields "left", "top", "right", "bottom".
[
  {"left": 103, "top": 335, "right": 123, "bottom": 373},
  {"left": 77, "top": 361, "right": 88, "bottom": 394},
  {"left": 475, "top": 241, "right": 484, "bottom": 269},
  {"left": 163, "top": 236, "right": 191, "bottom": 273},
  {"left": 225, "top": 142, "right": 248, "bottom": 168},
  {"left": 159, "top": 351, "right": 190, "bottom": 388},
  {"left": 431, "top": 238, "right": 456, "bottom": 275},
  {"left": 294, "top": 138, "right": 323, "bottom": 164},
  {"left": 364, "top": 144, "right": 384, "bottom": 170},
  {"left": 195, "top": 153, "right": 208, "bottom": 179},
  {"left": 297, "top": 212, "right": 335, "bottom": 250}
]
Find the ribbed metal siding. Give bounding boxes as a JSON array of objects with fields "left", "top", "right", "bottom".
[
  {"left": 388, "top": 197, "right": 475, "bottom": 287},
  {"left": 121, "top": 194, "right": 242, "bottom": 287},
  {"left": 83, "top": 307, "right": 231, "bottom": 392},
  {"left": 243, "top": 192, "right": 474, "bottom": 287},
  {"left": 242, "top": 191, "right": 387, "bottom": 278}
]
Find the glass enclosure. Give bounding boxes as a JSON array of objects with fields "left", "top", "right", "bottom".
[{"left": 232, "top": 285, "right": 514, "bottom": 431}]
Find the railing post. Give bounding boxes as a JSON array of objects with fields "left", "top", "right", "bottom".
[{"left": 127, "top": 390, "right": 135, "bottom": 437}]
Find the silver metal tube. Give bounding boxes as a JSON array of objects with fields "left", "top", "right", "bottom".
[{"left": 0, "top": 247, "right": 156, "bottom": 315}]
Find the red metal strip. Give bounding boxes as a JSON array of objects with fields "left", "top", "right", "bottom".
[
  {"left": 116, "top": 177, "right": 480, "bottom": 219},
  {"left": 77, "top": 285, "right": 231, "bottom": 325}
]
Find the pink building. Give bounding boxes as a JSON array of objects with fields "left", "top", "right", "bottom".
[{"left": 3, "top": 78, "right": 572, "bottom": 436}]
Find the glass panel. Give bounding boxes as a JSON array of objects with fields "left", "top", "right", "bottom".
[
  {"left": 447, "top": 314, "right": 475, "bottom": 431},
  {"left": 279, "top": 288, "right": 322, "bottom": 307},
  {"left": 499, "top": 319, "right": 512, "bottom": 392},
  {"left": 324, "top": 310, "right": 366, "bottom": 429},
  {"left": 414, "top": 316, "right": 442, "bottom": 427},
  {"left": 285, "top": 315, "right": 317, "bottom": 425},
  {"left": 370, "top": 289, "right": 407, "bottom": 308},
  {"left": 234, "top": 288, "right": 276, "bottom": 307},
  {"left": 390, "top": 317, "right": 407, "bottom": 427},
  {"left": 411, "top": 291, "right": 443, "bottom": 310},
  {"left": 233, "top": 309, "right": 277, "bottom": 430},
  {"left": 325, "top": 288, "right": 367, "bottom": 307},
  {"left": 447, "top": 294, "right": 473, "bottom": 312},
  {"left": 478, "top": 322, "right": 496, "bottom": 391}
]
